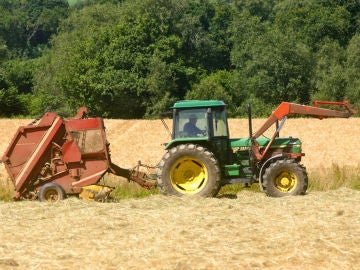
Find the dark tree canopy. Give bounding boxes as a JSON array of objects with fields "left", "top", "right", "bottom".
[{"left": 0, "top": 0, "right": 359, "bottom": 118}]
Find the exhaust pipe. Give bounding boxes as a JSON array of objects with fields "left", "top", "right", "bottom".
[{"left": 247, "top": 103, "right": 253, "bottom": 138}]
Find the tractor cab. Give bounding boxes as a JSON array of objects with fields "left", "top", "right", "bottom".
[
  {"left": 171, "top": 100, "right": 229, "bottom": 141},
  {"left": 168, "top": 100, "right": 232, "bottom": 167}
]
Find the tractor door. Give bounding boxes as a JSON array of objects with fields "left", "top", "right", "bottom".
[{"left": 208, "top": 107, "right": 232, "bottom": 166}]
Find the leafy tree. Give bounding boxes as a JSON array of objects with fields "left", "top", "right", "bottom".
[
  {"left": 234, "top": 94, "right": 274, "bottom": 118},
  {"left": 0, "top": 0, "right": 69, "bottom": 116},
  {"left": 144, "top": 0, "right": 234, "bottom": 115},
  {"left": 274, "top": 0, "right": 351, "bottom": 48},
  {"left": 68, "top": 0, "right": 123, "bottom": 8},
  {"left": 4, "top": 59, "right": 35, "bottom": 94},
  {"left": 33, "top": 4, "right": 122, "bottom": 116},
  {"left": 34, "top": 0, "right": 234, "bottom": 118},
  {"left": 231, "top": 10, "right": 313, "bottom": 115},
  {"left": 0, "top": 67, "right": 26, "bottom": 116},
  {"left": 311, "top": 39, "right": 347, "bottom": 101},
  {"left": 343, "top": 0, "right": 360, "bottom": 37},
  {"left": 174, "top": 0, "right": 233, "bottom": 73},
  {"left": 0, "top": 1, "right": 27, "bottom": 57},
  {"left": 0, "top": 38, "right": 8, "bottom": 62},
  {"left": 25, "top": 0, "right": 69, "bottom": 50},
  {"left": 185, "top": 70, "right": 235, "bottom": 114},
  {"left": 0, "top": 0, "right": 69, "bottom": 58},
  {"left": 144, "top": 39, "right": 182, "bottom": 117},
  {"left": 345, "top": 33, "right": 360, "bottom": 111},
  {"left": 2, "top": 0, "right": 359, "bottom": 118},
  {"left": 232, "top": 0, "right": 275, "bottom": 21}
]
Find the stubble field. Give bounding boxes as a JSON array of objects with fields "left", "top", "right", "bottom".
[{"left": 0, "top": 117, "right": 359, "bottom": 269}]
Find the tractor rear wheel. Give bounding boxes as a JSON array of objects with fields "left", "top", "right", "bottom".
[
  {"left": 157, "top": 144, "right": 221, "bottom": 197},
  {"left": 38, "top": 183, "right": 66, "bottom": 202},
  {"left": 262, "top": 159, "right": 308, "bottom": 197}
]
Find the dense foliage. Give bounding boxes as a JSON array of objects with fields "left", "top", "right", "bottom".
[{"left": 0, "top": 0, "right": 359, "bottom": 118}]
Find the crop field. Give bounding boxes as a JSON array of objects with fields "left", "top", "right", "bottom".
[{"left": 0, "top": 118, "right": 359, "bottom": 269}]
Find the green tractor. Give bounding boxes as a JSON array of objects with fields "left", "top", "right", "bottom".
[{"left": 156, "top": 100, "right": 356, "bottom": 197}]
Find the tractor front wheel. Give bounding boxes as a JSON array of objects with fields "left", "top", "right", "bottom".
[
  {"left": 262, "top": 159, "right": 308, "bottom": 197},
  {"left": 157, "top": 144, "right": 221, "bottom": 197},
  {"left": 38, "top": 183, "right": 66, "bottom": 202}
]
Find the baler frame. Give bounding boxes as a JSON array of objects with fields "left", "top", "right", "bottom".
[{"left": 2, "top": 108, "right": 155, "bottom": 201}]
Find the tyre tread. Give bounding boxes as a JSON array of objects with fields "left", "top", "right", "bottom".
[{"left": 156, "top": 144, "right": 221, "bottom": 197}]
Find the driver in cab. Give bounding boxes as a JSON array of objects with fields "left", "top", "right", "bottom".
[{"left": 183, "top": 114, "right": 204, "bottom": 137}]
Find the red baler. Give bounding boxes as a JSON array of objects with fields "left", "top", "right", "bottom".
[{"left": 2, "top": 108, "right": 154, "bottom": 201}]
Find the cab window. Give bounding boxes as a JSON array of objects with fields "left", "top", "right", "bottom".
[
  {"left": 212, "top": 109, "right": 228, "bottom": 137},
  {"left": 174, "top": 109, "right": 207, "bottom": 138}
]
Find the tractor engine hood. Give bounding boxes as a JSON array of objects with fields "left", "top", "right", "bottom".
[{"left": 230, "top": 137, "right": 302, "bottom": 153}]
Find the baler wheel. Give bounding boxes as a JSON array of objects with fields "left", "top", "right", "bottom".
[
  {"left": 157, "top": 144, "right": 221, "bottom": 197},
  {"left": 38, "top": 183, "right": 66, "bottom": 202},
  {"left": 262, "top": 159, "right": 308, "bottom": 197}
]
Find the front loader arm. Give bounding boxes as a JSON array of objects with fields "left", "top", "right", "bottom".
[
  {"left": 253, "top": 100, "right": 356, "bottom": 139},
  {"left": 251, "top": 100, "right": 357, "bottom": 162}
]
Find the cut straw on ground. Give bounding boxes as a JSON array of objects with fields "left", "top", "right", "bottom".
[{"left": 0, "top": 189, "right": 359, "bottom": 269}]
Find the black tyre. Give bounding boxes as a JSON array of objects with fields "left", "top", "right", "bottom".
[
  {"left": 262, "top": 159, "right": 308, "bottom": 197},
  {"left": 38, "top": 183, "right": 66, "bottom": 202},
  {"left": 157, "top": 144, "right": 221, "bottom": 197}
]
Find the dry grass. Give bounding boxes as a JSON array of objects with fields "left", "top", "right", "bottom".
[
  {"left": 0, "top": 118, "right": 359, "bottom": 269},
  {"left": 308, "top": 164, "right": 360, "bottom": 191},
  {"left": 0, "top": 189, "right": 359, "bottom": 269}
]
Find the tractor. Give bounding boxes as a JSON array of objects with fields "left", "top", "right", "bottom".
[{"left": 156, "top": 100, "right": 357, "bottom": 197}]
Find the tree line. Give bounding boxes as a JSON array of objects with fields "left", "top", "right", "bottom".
[{"left": 0, "top": 0, "right": 359, "bottom": 118}]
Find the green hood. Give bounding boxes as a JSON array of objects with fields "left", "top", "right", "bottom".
[{"left": 230, "top": 137, "right": 302, "bottom": 152}]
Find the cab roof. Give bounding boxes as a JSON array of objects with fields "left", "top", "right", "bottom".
[{"left": 173, "top": 100, "right": 226, "bottom": 109}]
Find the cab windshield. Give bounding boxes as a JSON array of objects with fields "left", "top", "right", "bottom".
[
  {"left": 173, "top": 107, "right": 228, "bottom": 139},
  {"left": 174, "top": 109, "right": 207, "bottom": 138}
]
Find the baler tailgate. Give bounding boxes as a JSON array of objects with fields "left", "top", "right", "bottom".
[{"left": 2, "top": 113, "right": 63, "bottom": 192}]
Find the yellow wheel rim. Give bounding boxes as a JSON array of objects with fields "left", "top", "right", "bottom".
[
  {"left": 274, "top": 171, "right": 297, "bottom": 193},
  {"left": 170, "top": 156, "right": 208, "bottom": 194}
]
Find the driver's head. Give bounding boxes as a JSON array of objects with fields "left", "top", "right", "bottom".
[{"left": 189, "top": 114, "right": 197, "bottom": 123}]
